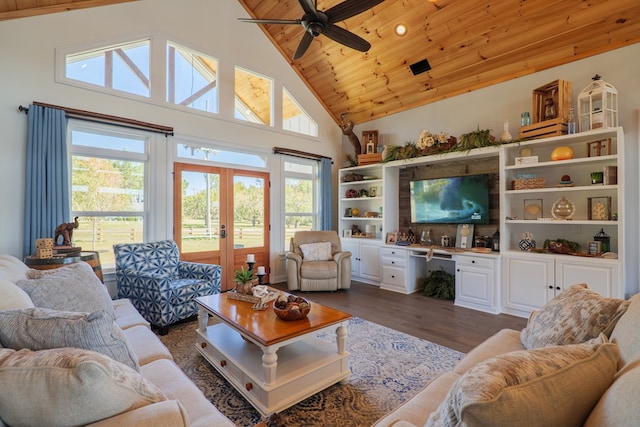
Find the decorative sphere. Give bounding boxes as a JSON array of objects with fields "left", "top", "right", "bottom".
[
  {"left": 351, "top": 208, "right": 360, "bottom": 216},
  {"left": 551, "top": 146, "right": 574, "bottom": 161}
]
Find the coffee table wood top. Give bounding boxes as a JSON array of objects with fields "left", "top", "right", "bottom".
[{"left": 196, "top": 291, "right": 351, "bottom": 347}]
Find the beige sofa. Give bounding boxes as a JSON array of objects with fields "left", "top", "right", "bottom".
[
  {"left": 375, "top": 284, "right": 640, "bottom": 427},
  {"left": 0, "top": 254, "right": 234, "bottom": 427}
]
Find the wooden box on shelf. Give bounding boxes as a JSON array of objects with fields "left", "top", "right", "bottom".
[
  {"left": 361, "top": 130, "right": 379, "bottom": 154},
  {"left": 357, "top": 153, "right": 382, "bottom": 165},
  {"left": 519, "top": 79, "right": 571, "bottom": 140}
]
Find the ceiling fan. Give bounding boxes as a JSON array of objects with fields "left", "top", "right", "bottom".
[{"left": 239, "top": 0, "right": 385, "bottom": 60}]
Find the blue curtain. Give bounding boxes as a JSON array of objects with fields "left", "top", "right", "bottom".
[
  {"left": 319, "top": 157, "right": 333, "bottom": 230},
  {"left": 23, "top": 104, "right": 70, "bottom": 257}
]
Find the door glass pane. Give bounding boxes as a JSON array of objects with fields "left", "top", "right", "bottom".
[
  {"left": 180, "top": 171, "right": 220, "bottom": 253},
  {"left": 233, "top": 175, "right": 265, "bottom": 249}
]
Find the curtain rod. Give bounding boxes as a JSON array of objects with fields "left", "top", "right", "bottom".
[
  {"left": 18, "top": 102, "right": 174, "bottom": 136},
  {"left": 273, "top": 146, "right": 332, "bottom": 162}
]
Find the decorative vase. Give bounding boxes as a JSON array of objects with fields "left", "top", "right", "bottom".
[
  {"left": 519, "top": 239, "right": 536, "bottom": 251},
  {"left": 500, "top": 121, "right": 513, "bottom": 142}
]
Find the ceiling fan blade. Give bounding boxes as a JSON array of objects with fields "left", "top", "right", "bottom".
[
  {"left": 326, "top": 0, "right": 385, "bottom": 24},
  {"left": 298, "top": 0, "right": 318, "bottom": 14},
  {"left": 293, "top": 32, "right": 315, "bottom": 60},
  {"left": 323, "top": 24, "right": 371, "bottom": 52},
  {"left": 238, "top": 18, "right": 301, "bottom": 25}
]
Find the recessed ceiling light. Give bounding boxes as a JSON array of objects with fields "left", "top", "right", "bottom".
[{"left": 394, "top": 23, "right": 407, "bottom": 37}]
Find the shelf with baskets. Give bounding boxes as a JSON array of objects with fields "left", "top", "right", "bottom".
[{"left": 339, "top": 164, "right": 384, "bottom": 240}]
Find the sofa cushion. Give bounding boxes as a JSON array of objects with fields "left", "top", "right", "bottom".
[
  {"left": 584, "top": 357, "right": 640, "bottom": 427},
  {"left": 0, "top": 279, "right": 34, "bottom": 310},
  {"left": 0, "top": 347, "right": 165, "bottom": 427},
  {"left": 300, "top": 241, "right": 332, "bottom": 261},
  {"left": 453, "top": 328, "right": 522, "bottom": 375},
  {"left": 427, "top": 339, "right": 619, "bottom": 427},
  {"left": 141, "top": 358, "right": 235, "bottom": 427},
  {"left": 17, "top": 262, "right": 115, "bottom": 319},
  {"left": 520, "top": 283, "right": 629, "bottom": 349},
  {"left": 0, "top": 254, "right": 29, "bottom": 283},
  {"left": 123, "top": 324, "right": 173, "bottom": 365},
  {"left": 609, "top": 293, "right": 640, "bottom": 368},
  {"left": 0, "top": 307, "right": 139, "bottom": 370}
]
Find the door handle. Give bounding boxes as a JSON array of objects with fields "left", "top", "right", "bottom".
[{"left": 220, "top": 225, "right": 226, "bottom": 239}]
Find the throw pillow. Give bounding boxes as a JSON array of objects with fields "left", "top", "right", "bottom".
[
  {"left": 299, "top": 241, "right": 332, "bottom": 261},
  {"left": 427, "top": 339, "right": 619, "bottom": 427},
  {"left": 0, "top": 347, "right": 165, "bottom": 427},
  {"left": 0, "top": 307, "right": 139, "bottom": 370},
  {"left": 0, "top": 279, "right": 34, "bottom": 310},
  {"left": 16, "top": 261, "right": 115, "bottom": 319},
  {"left": 520, "top": 283, "right": 629, "bottom": 349},
  {"left": 0, "top": 254, "right": 29, "bottom": 283}
]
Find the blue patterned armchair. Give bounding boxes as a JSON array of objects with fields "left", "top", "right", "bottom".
[{"left": 113, "top": 240, "right": 221, "bottom": 334}]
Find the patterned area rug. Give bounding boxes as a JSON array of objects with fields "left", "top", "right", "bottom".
[{"left": 159, "top": 316, "right": 464, "bottom": 426}]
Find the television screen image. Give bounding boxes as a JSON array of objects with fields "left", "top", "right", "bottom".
[{"left": 410, "top": 174, "right": 490, "bottom": 224}]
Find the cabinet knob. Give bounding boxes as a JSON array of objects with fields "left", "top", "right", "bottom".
[
  {"left": 548, "top": 286, "right": 553, "bottom": 289},
  {"left": 220, "top": 360, "right": 226, "bottom": 367},
  {"left": 200, "top": 342, "right": 207, "bottom": 349},
  {"left": 472, "top": 260, "right": 475, "bottom": 263},
  {"left": 391, "top": 275, "right": 395, "bottom": 278},
  {"left": 246, "top": 382, "right": 253, "bottom": 391},
  {"left": 556, "top": 286, "right": 561, "bottom": 291},
  {"left": 457, "top": 269, "right": 460, "bottom": 272},
  {"left": 391, "top": 261, "right": 395, "bottom": 264}
]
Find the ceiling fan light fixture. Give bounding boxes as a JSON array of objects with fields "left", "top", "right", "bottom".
[{"left": 394, "top": 23, "right": 407, "bottom": 37}]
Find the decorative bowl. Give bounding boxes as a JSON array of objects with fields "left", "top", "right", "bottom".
[{"left": 273, "top": 295, "right": 311, "bottom": 321}]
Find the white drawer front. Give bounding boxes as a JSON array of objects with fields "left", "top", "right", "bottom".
[
  {"left": 382, "top": 256, "right": 408, "bottom": 268},
  {"left": 456, "top": 255, "right": 493, "bottom": 269},
  {"left": 380, "top": 247, "right": 408, "bottom": 259},
  {"left": 382, "top": 266, "right": 406, "bottom": 286}
]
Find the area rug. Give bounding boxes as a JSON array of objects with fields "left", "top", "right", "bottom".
[{"left": 159, "top": 316, "right": 464, "bottom": 426}]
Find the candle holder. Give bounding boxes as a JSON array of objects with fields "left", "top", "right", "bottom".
[
  {"left": 257, "top": 273, "right": 265, "bottom": 286},
  {"left": 246, "top": 261, "right": 255, "bottom": 272}
]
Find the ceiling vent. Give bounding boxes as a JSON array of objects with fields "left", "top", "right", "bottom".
[{"left": 410, "top": 59, "right": 431, "bottom": 75}]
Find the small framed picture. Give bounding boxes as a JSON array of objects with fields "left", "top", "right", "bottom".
[
  {"left": 524, "top": 199, "right": 543, "bottom": 220},
  {"left": 456, "top": 224, "right": 474, "bottom": 249},
  {"left": 588, "top": 240, "right": 602, "bottom": 255},
  {"left": 385, "top": 232, "right": 398, "bottom": 244},
  {"left": 369, "top": 186, "right": 377, "bottom": 197},
  {"left": 587, "top": 138, "right": 612, "bottom": 157},
  {"left": 588, "top": 196, "right": 612, "bottom": 220},
  {"left": 343, "top": 229, "right": 352, "bottom": 238}
]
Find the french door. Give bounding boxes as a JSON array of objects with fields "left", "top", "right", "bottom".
[{"left": 173, "top": 163, "right": 270, "bottom": 291}]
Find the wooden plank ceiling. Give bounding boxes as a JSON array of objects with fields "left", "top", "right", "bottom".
[
  {"left": 0, "top": 0, "right": 135, "bottom": 21},
  {"left": 238, "top": 0, "right": 640, "bottom": 125},
  {"left": 4, "top": 1, "right": 639, "bottom": 126}
]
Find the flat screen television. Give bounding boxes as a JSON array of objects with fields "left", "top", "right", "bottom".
[{"left": 410, "top": 174, "right": 490, "bottom": 224}]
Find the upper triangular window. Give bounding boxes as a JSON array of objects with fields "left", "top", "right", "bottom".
[{"left": 283, "top": 88, "right": 317, "bottom": 137}]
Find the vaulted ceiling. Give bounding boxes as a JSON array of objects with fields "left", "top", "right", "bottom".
[
  {"left": 237, "top": 0, "right": 640, "bottom": 125},
  {"left": 4, "top": 0, "right": 640, "bottom": 126}
]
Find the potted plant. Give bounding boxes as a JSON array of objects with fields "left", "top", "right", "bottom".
[{"left": 233, "top": 266, "right": 256, "bottom": 295}]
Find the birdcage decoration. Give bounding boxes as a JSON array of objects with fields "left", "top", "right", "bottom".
[{"left": 577, "top": 75, "right": 618, "bottom": 132}]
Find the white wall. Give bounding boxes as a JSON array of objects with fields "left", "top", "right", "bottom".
[
  {"left": 354, "top": 44, "right": 640, "bottom": 295},
  {"left": 0, "top": 0, "right": 341, "bottom": 260}
]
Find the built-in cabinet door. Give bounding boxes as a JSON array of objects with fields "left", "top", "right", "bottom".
[
  {"left": 341, "top": 240, "right": 359, "bottom": 277},
  {"left": 359, "top": 241, "right": 381, "bottom": 282},
  {"left": 341, "top": 239, "right": 381, "bottom": 283},
  {"left": 455, "top": 255, "right": 495, "bottom": 312},
  {"left": 502, "top": 254, "right": 555, "bottom": 317},
  {"left": 555, "top": 258, "right": 618, "bottom": 298}
]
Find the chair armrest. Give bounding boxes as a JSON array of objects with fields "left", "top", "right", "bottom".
[
  {"left": 285, "top": 252, "right": 302, "bottom": 264},
  {"left": 177, "top": 261, "right": 221, "bottom": 280},
  {"left": 333, "top": 251, "right": 352, "bottom": 263}
]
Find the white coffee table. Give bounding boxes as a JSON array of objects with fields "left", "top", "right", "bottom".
[{"left": 195, "top": 291, "right": 352, "bottom": 417}]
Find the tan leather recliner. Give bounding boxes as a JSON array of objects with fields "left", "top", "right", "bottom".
[{"left": 285, "top": 230, "right": 352, "bottom": 291}]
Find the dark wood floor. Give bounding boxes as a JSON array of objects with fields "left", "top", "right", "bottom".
[{"left": 271, "top": 281, "right": 527, "bottom": 353}]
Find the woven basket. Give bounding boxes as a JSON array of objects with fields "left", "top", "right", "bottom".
[{"left": 513, "top": 178, "right": 545, "bottom": 190}]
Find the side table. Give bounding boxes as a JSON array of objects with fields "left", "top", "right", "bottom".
[{"left": 24, "top": 251, "right": 103, "bottom": 282}]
